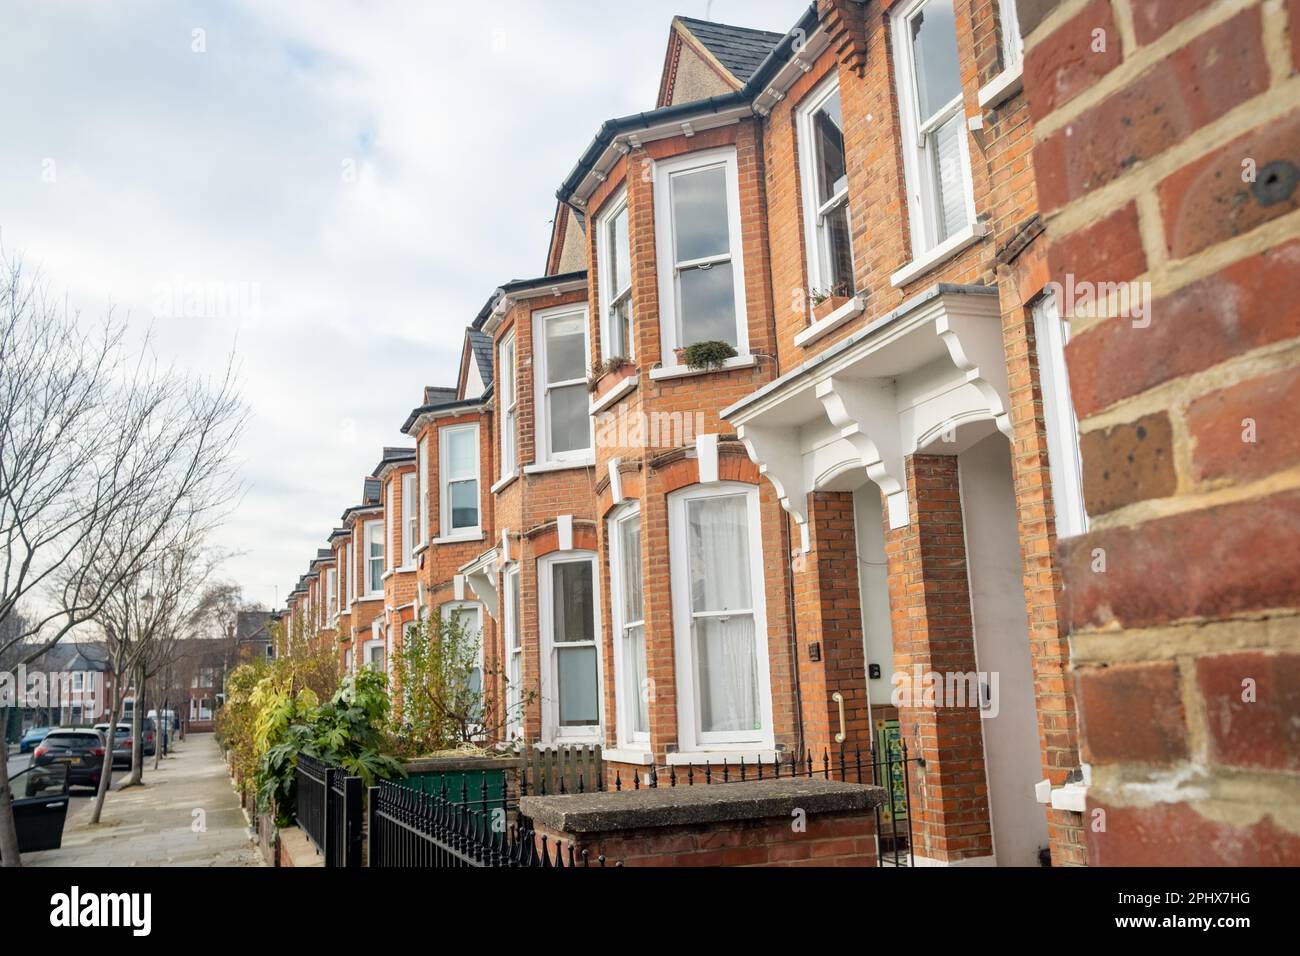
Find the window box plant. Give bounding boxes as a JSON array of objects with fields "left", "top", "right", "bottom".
[
  {"left": 588, "top": 356, "right": 636, "bottom": 400},
  {"left": 679, "top": 340, "right": 738, "bottom": 371},
  {"left": 810, "top": 286, "right": 853, "bottom": 323}
]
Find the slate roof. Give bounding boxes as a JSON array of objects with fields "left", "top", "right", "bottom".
[
  {"left": 676, "top": 16, "right": 786, "bottom": 83},
  {"left": 371, "top": 446, "right": 417, "bottom": 476},
  {"left": 235, "top": 610, "right": 272, "bottom": 644},
  {"left": 423, "top": 386, "right": 457, "bottom": 406},
  {"left": 18, "top": 641, "right": 111, "bottom": 672},
  {"left": 363, "top": 477, "right": 381, "bottom": 505},
  {"left": 468, "top": 330, "right": 494, "bottom": 392}
]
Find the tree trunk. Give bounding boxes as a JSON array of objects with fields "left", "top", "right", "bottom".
[
  {"left": 90, "top": 691, "right": 123, "bottom": 825},
  {"left": 0, "top": 706, "right": 21, "bottom": 867},
  {"left": 153, "top": 697, "right": 165, "bottom": 771},
  {"left": 126, "top": 667, "right": 144, "bottom": 786}
]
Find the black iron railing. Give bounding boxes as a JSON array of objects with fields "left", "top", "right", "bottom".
[
  {"left": 598, "top": 743, "right": 919, "bottom": 867},
  {"left": 295, "top": 753, "right": 362, "bottom": 867},
  {"left": 368, "top": 775, "right": 608, "bottom": 868}
]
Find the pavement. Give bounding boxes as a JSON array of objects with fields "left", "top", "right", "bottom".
[{"left": 21, "top": 733, "right": 263, "bottom": 867}]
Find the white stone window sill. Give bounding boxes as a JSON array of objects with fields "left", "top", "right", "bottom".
[
  {"left": 490, "top": 472, "right": 518, "bottom": 494},
  {"left": 589, "top": 374, "right": 639, "bottom": 414},
  {"left": 794, "top": 295, "right": 866, "bottom": 348},
  {"left": 354, "top": 595, "right": 383, "bottom": 604},
  {"left": 602, "top": 747, "right": 655, "bottom": 765},
  {"left": 535, "top": 736, "right": 601, "bottom": 750},
  {"left": 890, "top": 222, "right": 989, "bottom": 288},
  {"left": 431, "top": 532, "right": 484, "bottom": 546},
  {"left": 524, "top": 458, "right": 595, "bottom": 475},
  {"left": 665, "top": 749, "right": 780, "bottom": 766},
  {"left": 395, "top": 564, "right": 416, "bottom": 574},
  {"left": 978, "top": 63, "right": 1023, "bottom": 110},
  {"left": 413, "top": 543, "right": 429, "bottom": 557},
  {"left": 648, "top": 354, "right": 756, "bottom": 381}
]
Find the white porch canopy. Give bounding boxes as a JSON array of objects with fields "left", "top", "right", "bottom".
[
  {"left": 459, "top": 548, "right": 501, "bottom": 619},
  {"left": 721, "top": 285, "right": 1011, "bottom": 550}
]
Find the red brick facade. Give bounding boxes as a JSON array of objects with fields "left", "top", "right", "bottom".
[{"left": 272, "top": 0, "right": 1297, "bottom": 867}]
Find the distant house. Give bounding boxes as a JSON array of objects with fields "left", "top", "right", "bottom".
[
  {"left": 9, "top": 641, "right": 114, "bottom": 730},
  {"left": 235, "top": 609, "right": 274, "bottom": 664}
]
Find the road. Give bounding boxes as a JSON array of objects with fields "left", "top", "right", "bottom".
[{"left": 6, "top": 745, "right": 30, "bottom": 779}]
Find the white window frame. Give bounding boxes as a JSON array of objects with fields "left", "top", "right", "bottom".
[
  {"left": 653, "top": 146, "right": 749, "bottom": 366},
  {"left": 537, "top": 551, "right": 603, "bottom": 745},
  {"left": 998, "top": 0, "right": 1023, "bottom": 71},
  {"left": 608, "top": 503, "right": 649, "bottom": 747},
  {"left": 362, "top": 520, "right": 384, "bottom": 598},
  {"left": 503, "top": 564, "right": 523, "bottom": 743},
  {"left": 796, "top": 77, "right": 855, "bottom": 306},
  {"left": 597, "top": 189, "right": 634, "bottom": 361},
  {"left": 668, "top": 483, "right": 773, "bottom": 753},
  {"left": 439, "top": 423, "right": 481, "bottom": 538},
  {"left": 441, "top": 600, "right": 485, "bottom": 738},
  {"left": 325, "top": 566, "right": 337, "bottom": 621},
  {"left": 499, "top": 332, "right": 518, "bottom": 479},
  {"left": 401, "top": 472, "right": 417, "bottom": 569},
  {"left": 386, "top": 478, "right": 397, "bottom": 572},
  {"left": 346, "top": 539, "right": 356, "bottom": 605},
  {"left": 532, "top": 303, "right": 593, "bottom": 466},
  {"left": 1032, "top": 290, "right": 1088, "bottom": 540},
  {"left": 417, "top": 434, "right": 430, "bottom": 547},
  {"left": 891, "top": 0, "right": 977, "bottom": 259},
  {"left": 343, "top": 647, "right": 353, "bottom": 673}
]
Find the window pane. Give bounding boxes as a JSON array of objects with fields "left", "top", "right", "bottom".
[
  {"left": 813, "top": 91, "right": 847, "bottom": 205},
  {"left": 552, "top": 560, "right": 594, "bottom": 643},
  {"left": 557, "top": 646, "right": 598, "bottom": 726},
  {"left": 910, "top": 0, "right": 962, "bottom": 122},
  {"left": 504, "top": 409, "right": 517, "bottom": 473},
  {"left": 545, "top": 312, "right": 586, "bottom": 383},
  {"left": 620, "top": 516, "right": 642, "bottom": 623},
  {"left": 500, "top": 339, "right": 515, "bottom": 406},
  {"left": 671, "top": 166, "right": 730, "bottom": 262},
  {"left": 696, "top": 615, "right": 760, "bottom": 733},
  {"left": 678, "top": 262, "right": 737, "bottom": 347},
  {"left": 627, "top": 623, "right": 649, "bottom": 734},
  {"left": 369, "top": 558, "right": 382, "bottom": 593},
  {"left": 447, "top": 428, "right": 476, "bottom": 478},
  {"left": 548, "top": 383, "right": 590, "bottom": 454},
  {"left": 933, "top": 113, "right": 969, "bottom": 239},
  {"left": 609, "top": 205, "right": 631, "bottom": 293},
  {"left": 609, "top": 295, "right": 631, "bottom": 358},
  {"left": 687, "top": 494, "right": 752, "bottom": 612},
  {"left": 449, "top": 479, "right": 478, "bottom": 529},
  {"left": 822, "top": 201, "right": 854, "bottom": 294},
  {"left": 508, "top": 572, "right": 521, "bottom": 651}
]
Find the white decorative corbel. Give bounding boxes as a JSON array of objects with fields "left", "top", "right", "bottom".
[
  {"left": 696, "top": 433, "right": 719, "bottom": 484},
  {"left": 737, "top": 422, "right": 811, "bottom": 552},
  {"left": 608, "top": 457, "right": 623, "bottom": 504},
  {"left": 453, "top": 574, "right": 466, "bottom": 601},
  {"left": 934, "top": 311, "right": 1012, "bottom": 439},
  {"left": 816, "top": 377, "right": 910, "bottom": 529},
  {"left": 556, "top": 514, "right": 573, "bottom": 551}
]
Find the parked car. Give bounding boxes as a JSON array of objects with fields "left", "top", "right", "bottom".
[
  {"left": 93, "top": 722, "right": 133, "bottom": 768},
  {"left": 2, "top": 763, "right": 70, "bottom": 858},
  {"left": 31, "top": 728, "right": 105, "bottom": 790},
  {"left": 141, "top": 716, "right": 157, "bottom": 757},
  {"left": 19, "top": 726, "right": 50, "bottom": 753}
]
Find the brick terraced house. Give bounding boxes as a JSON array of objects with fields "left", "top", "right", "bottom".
[{"left": 270, "top": 0, "right": 1300, "bottom": 868}]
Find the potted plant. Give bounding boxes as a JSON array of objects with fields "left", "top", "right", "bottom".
[
  {"left": 681, "top": 340, "right": 738, "bottom": 371},
  {"left": 810, "top": 285, "right": 852, "bottom": 323},
  {"left": 588, "top": 356, "right": 636, "bottom": 401}
]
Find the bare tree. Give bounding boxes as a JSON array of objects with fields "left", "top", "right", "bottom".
[{"left": 0, "top": 250, "right": 246, "bottom": 865}]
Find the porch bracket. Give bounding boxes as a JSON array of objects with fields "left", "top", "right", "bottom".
[
  {"left": 934, "top": 312, "right": 1013, "bottom": 440},
  {"left": 460, "top": 550, "right": 501, "bottom": 619},
  {"left": 736, "top": 422, "right": 812, "bottom": 553},
  {"left": 815, "top": 376, "right": 910, "bottom": 529}
]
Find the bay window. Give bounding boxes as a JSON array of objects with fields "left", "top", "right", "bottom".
[
  {"left": 539, "top": 552, "right": 601, "bottom": 742},
  {"left": 439, "top": 424, "right": 480, "bottom": 536},
  {"left": 598, "top": 191, "right": 633, "bottom": 360},
  {"left": 609, "top": 505, "right": 649, "bottom": 746},
  {"left": 998, "top": 0, "right": 1023, "bottom": 71},
  {"left": 669, "top": 484, "right": 772, "bottom": 752},
  {"left": 533, "top": 304, "right": 591, "bottom": 464},
  {"left": 325, "top": 567, "right": 336, "bottom": 621},
  {"left": 387, "top": 478, "right": 397, "bottom": 570},
  {"left": 363, "top": 520, "right": 384, "bottom": 596},
  {"left": 499, "top": 333, "right": 517, "bottom": 478},
  {"left": 653, "top": 147, "right": 747, "bottom": 362},
  {"left": 797, "top": 80, "right": 855, "bottom": 302},
  {"left": 893, "top": 0, "right": 975, "bottom": 258},
  {"left": 401, "top": 472, "right": 416, "bottom": 567}
]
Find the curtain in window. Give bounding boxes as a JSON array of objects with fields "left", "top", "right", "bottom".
[
  {"left": 688, "top": 495, "right": 759, "bottom": 733},
  {"left": 620, "top": 516, "right": 649, "bottom": 735}
]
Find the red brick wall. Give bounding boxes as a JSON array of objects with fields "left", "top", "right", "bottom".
[
  {"left": 1023, "top": 0, "right": 1300, "bottom": 866},
  {"left": 530, "top": 809, "right": 877, "bottom": 867}
]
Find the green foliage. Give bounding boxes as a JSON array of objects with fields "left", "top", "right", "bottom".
[
  {"left": 256, "top": 669, "right": 405, "bottom": 827},
  {"left": 681, "top": 340, "right": 738, "bottom": 371},
  {"left": 389, "top": 612, "right": 531, "bottom": 758}
]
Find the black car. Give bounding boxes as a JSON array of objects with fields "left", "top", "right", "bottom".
[
  {"left": 31, "top": 728, "right": 106, "bottom": 790},
  {"left": 93, "top": 723, "right": 133, "bottom": 768}
]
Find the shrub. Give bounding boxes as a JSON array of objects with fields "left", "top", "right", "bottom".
[{"left": 681, "top": 340, "right": 737, "bottom": 371}]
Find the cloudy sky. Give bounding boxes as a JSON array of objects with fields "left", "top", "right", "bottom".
[{"left": 0, "top": 0, "right": 802, "bottom": 610}]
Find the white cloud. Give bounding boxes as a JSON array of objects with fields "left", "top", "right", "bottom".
[{"left": 0, "top": 0, "right": 803, "bottom": 608}]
